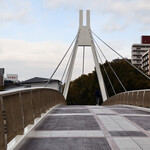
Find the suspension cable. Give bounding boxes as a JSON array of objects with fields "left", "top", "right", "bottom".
[
  {"left": 95, "top": 47, "right": 116, "bottom": 95},
  {"left": 61, "top": 49, "right": 74, "bottom": 83},
  {"left": 91, "top": 30, "right": 150, "bottom": 81},
  {"left": 93, "top": 38, "right": 127, "bottom": 92},
  {"left": 82, "top": 46, "right": 85, "bottom": 74},
  {"left": 45, "top": 34, "right": 77, "bottom": 87}
]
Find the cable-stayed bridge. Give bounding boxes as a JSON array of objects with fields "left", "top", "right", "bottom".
[{"left": 1, "top": 10, "right": 150, "bottom": 150}]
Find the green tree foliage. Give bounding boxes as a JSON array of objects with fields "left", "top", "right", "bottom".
[
  {"left": 66, "top": 59, "right": 150, "bottom": 105},
  {"left": 67, "top": 73, "right": 100, "bottom": 105},
  {"left": 101, "top": 59, "right": 150, "bottom": 97}
]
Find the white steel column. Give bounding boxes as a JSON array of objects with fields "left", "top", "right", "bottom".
[
  {"left": 79, "top": 10, "right": 83, "bottom": 27},
  {"left": 86, "top": 10, "right": 90, "bottom": 27},
  {"left": 63, "top": 33, "right": 79, "bottom": 99},
  {"left": 90, "top": 38, "right": 107, "bottom": 101}
]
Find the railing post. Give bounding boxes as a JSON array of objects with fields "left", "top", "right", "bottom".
[
  {"left": 143, "top": 91, "right": 150, "bottom": 108},
  {"left": 30, "top": 90, "right": 36, "bottom": 120},
  {"left": 19, "top": 92, "right": 25, "bottom": 130},
  {"left": 0, "top": 97, "right": 7, "bottom": 150},
  {"left": 136, "top": 91, "right": 144, "bottom": 106}
]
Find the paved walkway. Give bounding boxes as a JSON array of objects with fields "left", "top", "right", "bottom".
[{"left": 14, "top": 105, "right": 150, "bottom": 150}]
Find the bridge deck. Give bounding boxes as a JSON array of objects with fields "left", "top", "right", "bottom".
[{"left": 13, "top": 105, "right": 150, "bottom": 150}]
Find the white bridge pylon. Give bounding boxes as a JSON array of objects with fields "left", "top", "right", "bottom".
[{"left": 63, "top": 10, "right": 107, "bottom": 101}]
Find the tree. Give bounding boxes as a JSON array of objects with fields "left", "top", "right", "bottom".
[{"left": 66, "top": 59, "right": 150, "bottom": 105}]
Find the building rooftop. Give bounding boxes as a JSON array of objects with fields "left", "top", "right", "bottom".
[
  {"left": 132, "top": 44, "right": 150, "bottom": 47},
  {"left": 21, "top": 77, "right": 61, "bottom": 84}
]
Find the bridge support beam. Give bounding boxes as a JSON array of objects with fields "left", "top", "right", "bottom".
[
  {"left": 63, "top": 10, "right": 107, "bottom": 101},
  {"left": 90, "top": 39, "right": 107, "bottom": 101},
  {"left": 63, "top": 36, "right": 79, "bottom": 99}
]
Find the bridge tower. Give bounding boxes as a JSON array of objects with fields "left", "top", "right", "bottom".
[{"left": 63, "top": 10, "right": 107, "bottom": 101}]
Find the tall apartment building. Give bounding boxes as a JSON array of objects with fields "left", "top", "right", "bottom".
[
  {"left": 131, "top": 36, "right": 150, "bottom": 68},
  {"left": 131, "top": 44, "right": 150, "bottom": 68},
  {"left": 0, "top": 68, "right": 4, "bottom": 86},
  {"left": 142, "top": 50, "right": 150, "bottom": 75}
]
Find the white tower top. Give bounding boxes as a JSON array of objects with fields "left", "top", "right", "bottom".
[
  {"left": 78, "top": 10, "right": 91, "bottom": 46},
  {"left": 79, "top": 10, "right": 90, "bottom": 27}
]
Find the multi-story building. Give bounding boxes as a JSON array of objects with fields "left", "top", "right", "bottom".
[
  {"left": 132, "top": 36, "right": 150, "bottom": 68},
  {"left": 0, "top": 68, "right": 4, "bottom": 86},
  {"left": 142, "top": 50, "right": 150, "bottom": 75},
  {"left": 131, "top": 44, "right": 150, "bottom": 68}
]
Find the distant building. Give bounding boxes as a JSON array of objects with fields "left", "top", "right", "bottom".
[
  {"left": 0, "top": 68, "right": 4, "bottom": 86},
  {"left": 131, "top": 44, "right": 150, "bottom": 68},
  {"left": 141, "top": 36, "right": 150, "bottom": 44},
  {"left": 132, "top": 35, "right": 150, "bottom": 68},
  {"left": 21, "top": 77, "right": 62, "bottom": 92},
  {"left": 142, "top": 50, "right": 150, "bottom": 75},
  {"left": 4, "top": 80, "right": 14, "bottom": 86},
  {"left": 6, "top": 74, "right": 19, "bottom": 83}
]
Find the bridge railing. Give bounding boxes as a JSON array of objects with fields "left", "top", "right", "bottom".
[
  {"left": 0, "top": 88, "right": 66, "bottom": 150},
  {"left": 102, "top": 90, "right": 150, "bottom": 108}
]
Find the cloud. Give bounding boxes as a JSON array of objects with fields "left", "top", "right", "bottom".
[
  {"left": 0, "top": 39, "right": 103, "bottom": 81},
  {"left": 44, "top": 0, "right": 150, "bottom": 31},
  {"left": 0, "top": 37, "right": 130, "bottom": 81},
  {"left": 44, "top": 0, "right": 92, "bottom": 10},
  {"left": 101, "top": 0, "right": 150, "bottom": 31},
  {"left": 0, "top": 39, "right": 70, "bottom": 80},
  {"left": 0, "top": 39, "right": 69, "bottom": 64},
  {"left": 0, "top": 0, "right": 31, "bottom": 23}
]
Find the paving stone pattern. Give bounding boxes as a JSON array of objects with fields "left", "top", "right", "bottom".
[
  {"left": 109, "top": 131, "right": 147, "bottom": 137},
  {"left": 18, "top": 137, "right": 111, "bottom": 150},
  {"left": 35, "top": 115, "right": 100, "bottom": 130},
  {"left": 14, "top": 105, "right": 150, "bottom": 150},
  {"left": 126, "top": 116, "right": 150, "bottom": 130},
  {"left": 112, "top": 109, "right": 150, "bottom": 114},
  {"left": 50, "top": 108, "right": 90, "bottom": 114}
]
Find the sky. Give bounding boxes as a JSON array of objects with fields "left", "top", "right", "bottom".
[{"left": 0, "top": 0, "right": 150, "bottom": 82}]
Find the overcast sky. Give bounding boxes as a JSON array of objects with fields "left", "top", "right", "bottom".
[{"left": 0, "top": 0, "right": 150, "bottom": 81}]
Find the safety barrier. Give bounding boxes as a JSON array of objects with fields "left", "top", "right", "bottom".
[
  {"left": 102, "top": 90, "right": 150, "bottom": 108},
  {"left": 0, "top": 88, "right": 66, "bottom": 150}
]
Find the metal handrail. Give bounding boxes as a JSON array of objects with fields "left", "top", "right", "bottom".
[{"left": 0, "top": 88, "right": 66, "bottom": 150}]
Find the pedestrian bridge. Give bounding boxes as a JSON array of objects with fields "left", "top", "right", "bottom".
[
  {"left": 1, "top": 9, "right": 150, "bottom": 150},
  {"left": 1, "top": 88, "right": 150, "bottom": 150}
]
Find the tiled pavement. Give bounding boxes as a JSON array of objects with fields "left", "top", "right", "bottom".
[{"left": 13, "top": 105, "right": 150, "bottom": 150}]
